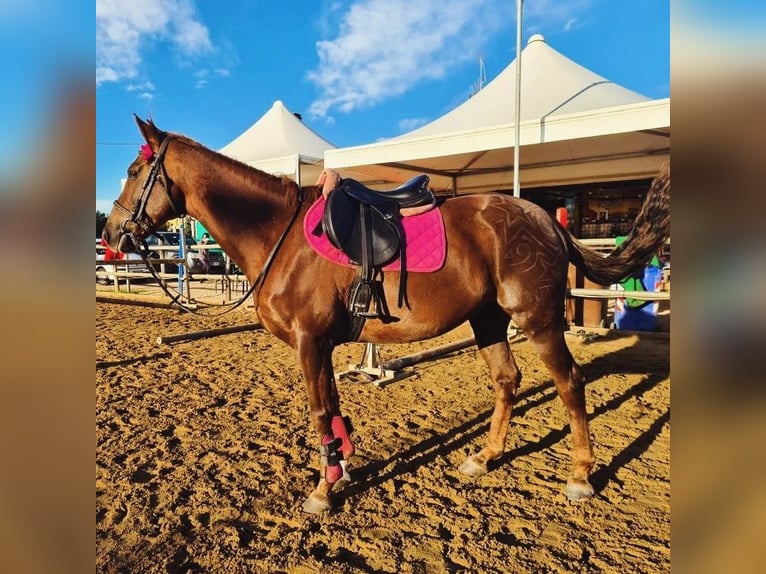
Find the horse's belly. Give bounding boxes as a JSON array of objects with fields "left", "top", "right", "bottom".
[
  {"left": 360, "top": 318, "right": 465, "bottom": 344},
  {"left": 360, "top": 285, "right": 482, "bottom": 344}
]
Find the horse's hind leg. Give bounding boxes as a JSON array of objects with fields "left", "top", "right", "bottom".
[
  {"left": 525, "top": 325, "right": 596, "bottom": 500},
  {"left": 459, "top": 307, "right": 521, "bottom": 477}
]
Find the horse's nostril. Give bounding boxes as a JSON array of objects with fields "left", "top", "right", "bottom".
[{"left": 118, "top": 233, "right": 137, "bottom": 253}]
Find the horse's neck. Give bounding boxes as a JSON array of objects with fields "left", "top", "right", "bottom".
[{"left": 179, "top": 150, "right": 301, "bottom": 277}]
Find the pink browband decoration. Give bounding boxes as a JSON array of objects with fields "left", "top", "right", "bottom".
[{"left": 140, "top": 144, "right": 154, "bottom": 161}]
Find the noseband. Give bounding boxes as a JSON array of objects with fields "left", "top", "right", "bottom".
[{"left": 113, "top": 136, "right": 185, "bottom": 247}]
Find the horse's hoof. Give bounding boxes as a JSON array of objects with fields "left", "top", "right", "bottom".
[
  {"left": 565, "top": 478, "right": 595, "bottom": 501},
  {"left": 302, "top": 492, "right": 332, "bottom": 514},
  {"left": 458, "top": 455, "right": 488, "bottom": 478}
]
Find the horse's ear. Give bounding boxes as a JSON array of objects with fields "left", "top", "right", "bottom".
[{"left": 134, "top": 114, "right": 165, "bottom": 150}]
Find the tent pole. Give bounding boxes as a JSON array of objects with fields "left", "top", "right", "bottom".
[{"left": 513, "top": 0, "right": 524, "bottom": 198}]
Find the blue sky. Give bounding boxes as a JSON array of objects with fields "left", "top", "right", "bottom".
[{"left": 96, "top": 0, "right": 670, "bottom": 213}]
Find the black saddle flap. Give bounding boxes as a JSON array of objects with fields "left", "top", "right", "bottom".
[{"left": 322, "top": 189, "right": 400, "bottom": 267}]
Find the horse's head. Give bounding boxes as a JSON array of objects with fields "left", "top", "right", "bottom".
[{"left": 101, "top": 115, "right": 186, "bottom": 253}]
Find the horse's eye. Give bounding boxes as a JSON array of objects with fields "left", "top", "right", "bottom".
[{"left": 127, "top": 169, "right": 138, "bottom": 179}]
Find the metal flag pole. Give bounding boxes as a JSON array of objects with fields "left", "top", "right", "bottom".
[{"left": 513, "top": 0, "right": 524, "bottom": 198}]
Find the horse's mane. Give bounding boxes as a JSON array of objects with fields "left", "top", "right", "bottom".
[{"left": 165, "top": 130, "right": 317, "bottom": 203}]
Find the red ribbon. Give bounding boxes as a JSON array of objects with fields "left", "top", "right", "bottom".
[{"left": 140, "top": 144, "right": 154, "bottom": 161}]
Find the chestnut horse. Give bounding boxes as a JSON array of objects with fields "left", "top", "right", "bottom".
[{"left": 102, "top": 116, "right": 670, "bottom": 513}]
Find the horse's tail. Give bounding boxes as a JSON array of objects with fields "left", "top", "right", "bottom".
[{"left": 564, "top": 161, "right": 670, "bottom": 285}]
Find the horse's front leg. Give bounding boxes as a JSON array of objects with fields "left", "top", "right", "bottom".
[{"left": 296, "top": 335, "right": 355, "bottom": 514}]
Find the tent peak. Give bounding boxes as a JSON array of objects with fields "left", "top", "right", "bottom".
[
  {"left": 527, "top": 33, "right": 545, "bottom": 45},
  {"left": 218, "top": 98, "right": 335, "bottom": 169}
]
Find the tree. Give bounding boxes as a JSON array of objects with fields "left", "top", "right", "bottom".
[{"left": 96, "top": 210, "right": 107, "bottom": 239}]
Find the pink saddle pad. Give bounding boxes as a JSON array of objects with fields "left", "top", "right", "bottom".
[{"left": 303, "top": 196, "right": 446, "bottom": 272}]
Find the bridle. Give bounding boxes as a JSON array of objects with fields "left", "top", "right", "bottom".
[
  {"left": 111, "top": 134, "right": 305, "bottom": 317},
  {"left": 112, "top": 136, "right": 185, "bottom": 249}
]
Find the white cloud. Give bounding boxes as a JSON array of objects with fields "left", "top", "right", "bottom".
[
  {"left": 192, "top": 67, "right": 230, "bottom": 89},
  {"left": 306, "top": 0, "right": 596, "bottom": 119},
  {"left": 126, "top": 81, "right": 155, "bottom": 92},
  {"left": 96, "top": 67, "right": 120, "bottom": 84},
  {"left": 96, "top": 0, "right": 213, "bottom": 86},
  {"left": 307, "top": 0, "right": 509, "bottom": 119},
  {"left": 194, "top": 69, "right": 208, "bottom": 89},
  {"left": 127, "top": 81, "right": 156, "bottom": 100},
  {"left": 398, "top": 117, "right": 429, "bottom": 133}
]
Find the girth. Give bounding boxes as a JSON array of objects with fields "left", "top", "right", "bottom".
[{"left": 316, "top": 175, "right": 434, "bottom": 341}]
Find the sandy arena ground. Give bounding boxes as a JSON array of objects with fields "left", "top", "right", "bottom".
[{"left": 96, "top": 296, "right": 669, "bottom": 573}]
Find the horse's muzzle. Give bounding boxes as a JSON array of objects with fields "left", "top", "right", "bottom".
[
  {"left": 101, "top": 228, "right": 121, "bottom": 253},
  {"left": 102, "top": 225, "right": 138, "bottom": 254}
]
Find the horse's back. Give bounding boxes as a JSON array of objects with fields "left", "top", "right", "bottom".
[{"left": 438, "top": 192, "right": 566, "bottom": 267}]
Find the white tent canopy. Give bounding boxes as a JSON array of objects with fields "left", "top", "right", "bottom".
[
  {"left": 219, "top": 100, "right": 336, "bottom": 185},
  {"left": 325, "top": 34, "right": 670, "bottom": 193}
]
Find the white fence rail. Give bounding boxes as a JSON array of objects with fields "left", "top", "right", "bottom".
[{"left": 96, "top": 243, "right": 249, "bottom": 299}]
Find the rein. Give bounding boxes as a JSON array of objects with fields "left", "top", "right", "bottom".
[{"left": 140, "top": 184, "right": 304, "bottom": 317}]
